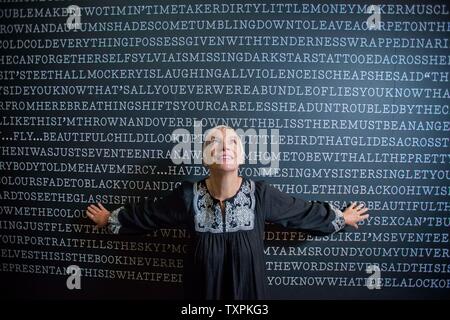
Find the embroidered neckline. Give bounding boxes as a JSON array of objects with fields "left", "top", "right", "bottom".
[
  {"left": 204, "top": 176, "right": 244, "bottom": 203},
  {"left": 193, "top": 178, "right": 255, "bottom": 233}
]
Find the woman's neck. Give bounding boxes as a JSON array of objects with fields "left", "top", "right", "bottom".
[{"left": 206, "top": 171, "right": 242, "bottom": 202}]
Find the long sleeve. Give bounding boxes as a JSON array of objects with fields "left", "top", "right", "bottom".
[
  {"left": 107, "top": 181, "right": 193, "bottom": 234},
  {"left": 260, "top": 182, "right": 346, "bottom": 235}
]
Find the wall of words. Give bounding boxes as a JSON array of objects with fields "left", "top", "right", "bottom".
[{"left": 0, "top": 1, "right": 449, "bottom": 299}]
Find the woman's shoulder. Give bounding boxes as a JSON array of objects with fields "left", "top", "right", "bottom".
[
  {"left": 182, "top": 177, "right": 270, "bottom": 192},
  {"left": 246, "top": 177, "right": 267, "bottom": 185},
  {"left": 244, "top": 177, "right": 270, "bottom": 192},
  {"left": 247, "top": 178, "right": 283, "bottom": 196},
  {"left": 178, "top": 180, "right": 195, "bottom": 192}
]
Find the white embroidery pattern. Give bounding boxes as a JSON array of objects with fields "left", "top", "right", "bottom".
[
  {"left": 108, "top": 206, "right": 123, "bottom": 234},
  {"left": 329, "top": 203, "right": 346, "bottom": 232},
  {"left": 193, "top": 179, "right": 255, "bottom": 233}
]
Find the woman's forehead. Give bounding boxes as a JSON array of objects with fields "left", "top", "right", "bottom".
[{"left": 205, "top": 127, "right": 238, "bottom": 140}]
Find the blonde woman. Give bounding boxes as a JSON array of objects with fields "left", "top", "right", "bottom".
[{"left": 87, "top": 125, "right": 369, "bottom": 299}]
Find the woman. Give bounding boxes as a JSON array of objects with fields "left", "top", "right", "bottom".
[{"left": 87, "top": 125, "right": 369, "bottom": 299}]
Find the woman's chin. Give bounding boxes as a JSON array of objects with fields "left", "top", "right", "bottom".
[{"left": 210, "top": 162, "right": 239, "bottom": 172}]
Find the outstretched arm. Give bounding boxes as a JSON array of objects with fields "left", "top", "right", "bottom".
[
  {"left": 86, "top": 181, "right": 192, "bottom": 234},
  {"left": 262, "top": 182, "right": 369, "bottom": 234}
]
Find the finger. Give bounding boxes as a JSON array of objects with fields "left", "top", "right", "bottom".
[
  {"left": 87, "top": 207, "right": 98, "bottom": 215},
  {"left": 349, "top": 201, "right": 356, "bottom": 209},
  {"left": 98, "top": 203, "right": 107, "bottom": 211},
  {"left": 88, "top": 204, "right": 101, "bottom": 213},
  {"left": 352, "top": 223, "right": 359, "bottom": 229},
  {"left": 359, "top": 214, "right": 370, "bottom": 221},
  {"left": 359, "top": 207, "right": 369, "bottom": 214},
  {"left": 86, "top": 211, "right": 95, "bottom": 221},
  {"left": 356, "top": 203, "right": 365, "bottom": 209}
]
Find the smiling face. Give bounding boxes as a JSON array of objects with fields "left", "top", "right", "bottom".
[{"left": 202, "top": 126, "right": 244, "bottom": 172}]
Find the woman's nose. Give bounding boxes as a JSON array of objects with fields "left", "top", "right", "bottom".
[{"left": 222, "top": 140, "right": 231, "bottom": 151}]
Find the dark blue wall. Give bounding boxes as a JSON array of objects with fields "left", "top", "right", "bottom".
[{"left": 0, "top": 0, "right": 449, "bottom": 299}]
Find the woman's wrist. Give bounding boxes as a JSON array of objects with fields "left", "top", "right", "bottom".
[{"left": 108, "top": 206, "right": 123, "bottom": 234}]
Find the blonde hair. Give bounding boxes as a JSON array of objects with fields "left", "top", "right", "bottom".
[{"left": 202, "top": 125, "right": 245, "bottom": 165}]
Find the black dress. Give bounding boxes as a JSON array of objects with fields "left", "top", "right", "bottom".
[{"left": 108, "top": 177, "right": 346, "bottom": 300}]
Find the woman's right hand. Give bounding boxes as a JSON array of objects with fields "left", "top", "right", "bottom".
[{"left": 86, "top": 203, "right": 111, "bottom": 227}]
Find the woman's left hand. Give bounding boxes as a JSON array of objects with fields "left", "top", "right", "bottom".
[
  {"left": 343, "top": 202, "right": 369, "bottom": 229},
  {"left": 86, "top": 203, "right": 111, "bottom": 227}
]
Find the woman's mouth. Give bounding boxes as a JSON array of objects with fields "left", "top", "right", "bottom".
[{"left": 219, "top": 154, "right": 233, "bottom": 161}]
